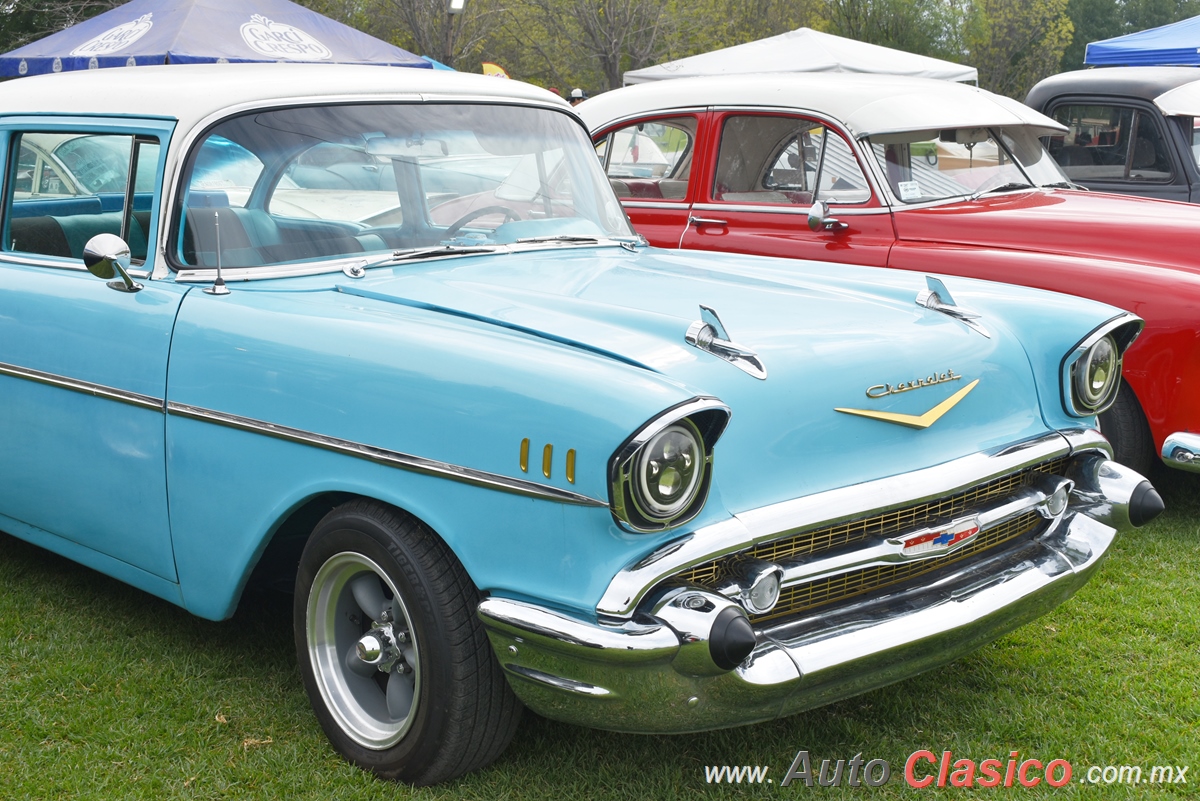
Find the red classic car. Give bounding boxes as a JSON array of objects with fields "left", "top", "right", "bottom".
[{"left": 579, "top": 74, "right": 1200, "bottom": 476}]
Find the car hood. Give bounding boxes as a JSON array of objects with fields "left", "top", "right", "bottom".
[
  {"left": 895, "top": 188, "right": 1200, "bottom": 276},
  {"left": 335, "top": 247, "right": 1057, "bottom": 514}
]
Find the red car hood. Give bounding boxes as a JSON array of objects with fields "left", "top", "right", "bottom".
[{"left": 894, "top": 188, "right": 1200, "bottom": 277}]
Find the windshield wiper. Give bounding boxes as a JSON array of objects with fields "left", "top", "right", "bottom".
[
  {"left": 515, "top": 235, "right": 602, "bottom": 245},
  {"left": 361, "top": 244, "right": 499, "bottom": 270},
  {"left": 972, "top": 181, "right": 1034, "bottom": 200},
  {"left": 516, "top": 234, "right": 647, "bottom": 252},
  {"left": 1044, "top": 180, "right": 1089, "bottom": 191}
]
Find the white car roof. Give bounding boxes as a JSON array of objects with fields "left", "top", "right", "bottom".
[
  {"left": 0, "top": 63, "right": 571, "bottom": 132},
  {"left": 578, "top": 73, "right": 1065, "bottom": 139},
  {"left": 1153, "top": 81, "right": 1200, "bottom": 116}
]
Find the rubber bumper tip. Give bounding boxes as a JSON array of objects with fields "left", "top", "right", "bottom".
[
  {"left": 709, "top": 607, "right": 757, "bottom": 671},
  {"left": 1129, "top": 480, "right": 1165, "bottom": 527}
]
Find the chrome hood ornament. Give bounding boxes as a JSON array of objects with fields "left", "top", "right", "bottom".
[
  {"left": 916, "top": 276, "right": 989, "bottom": 338},
  {"left": 685, "top": 305, "right": 767, "bottom": 380}
]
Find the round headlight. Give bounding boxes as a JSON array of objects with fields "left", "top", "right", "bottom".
[
  {"left": 634, "top": 421, "right": 704, "bottom": 519},
  {"left": 608, "top": 400, "right": 729, "bottom": 532},
  {"left": 1074, "top": 334, "right": 1119, "bottom": 411}
]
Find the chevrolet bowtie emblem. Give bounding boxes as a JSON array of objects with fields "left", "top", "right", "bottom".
[{"left": 835, "top": 379, "right": 980, "bottom": 429}]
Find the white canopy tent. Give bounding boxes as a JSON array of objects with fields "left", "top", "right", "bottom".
[{"left": 623, "top": 27, "right": 977, "bottom": 85}]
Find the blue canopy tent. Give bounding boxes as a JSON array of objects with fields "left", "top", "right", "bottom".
[
  {"left": 0, "top": 0, "right": 431, "bottom": 77},
  {"left": 1086, "top": 15, "right": 1200, "bottom": 66}
]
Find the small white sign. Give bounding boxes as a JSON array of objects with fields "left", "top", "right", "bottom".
[
  {"left": 70, "top": 13, "right": 154, "bottom": 57},
  {"left": 240, "top": 15, "right": 332, "bottom": 61},
  {"left": 898, "top": 180, "right": 921, "bottom": 201}
]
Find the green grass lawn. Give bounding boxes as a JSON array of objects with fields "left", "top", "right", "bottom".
[{"left": 0, "top": 468, "right": 1196, "bottom": 800}]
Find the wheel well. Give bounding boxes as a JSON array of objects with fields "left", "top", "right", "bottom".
[
  {"left": 241, "top": 492, "right": 460, "bottom": 602},
  {"left": 243, "top": 492, "right": 353, "bottom": 596}
]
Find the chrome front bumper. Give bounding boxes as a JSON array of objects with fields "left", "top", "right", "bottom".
[
  {"left": 478, "top": 435, "right": 1151, "bottom": 734},
  {"left": 1163, "top": 432, "right": 1200, "bottom": 473},
  {"left": 479, "top": 511, "right": 1113, "bottom": 733}
]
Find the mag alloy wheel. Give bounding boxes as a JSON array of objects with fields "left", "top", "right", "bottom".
[{"left": 307, "top": 551, "right": 420, "bottom": 749}]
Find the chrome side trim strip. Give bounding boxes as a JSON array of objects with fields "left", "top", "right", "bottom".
[
  {"left": 690, "top": 202, "right": 885, "bottom": 216},
  {"left": 1, "top": 254, "right": 151, "bottom": 278},
  {"left": 620, "top": 201, "right": 688, "bottom": 210},
  {"left": 597, "top": 429, "right": 1109, "bottom": 616},
  {"left": 0, "top": 356, "right": 605, "bottom": 506},
  {"left": 166, "top": 402, "right": 608, "bottom": 507},
  {"left": 0, "top": 360, "right": 164, "bottom": 410}
]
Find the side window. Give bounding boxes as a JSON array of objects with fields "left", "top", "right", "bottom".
[
  {"left": 714, "top": 115, "right": 869, "bottom": 205},
  {"left": 1049, "top": 104, "right": 1172, "bottom": 182},
  {"left": 600, "top": 116, "right": 696, "bottom": 201},
  {"left": 5, "top": 132, "right": 159, "bottom": 263},
  {"left": 817, "top": 132, "right": 872, "bottom": 203}
]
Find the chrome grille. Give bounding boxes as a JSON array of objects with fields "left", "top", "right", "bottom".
[
  {"left": 674, "top": 456, "right": 1069, "bottom": 622},
  {"left": 755, "top": 511, "right": 1042, "bottom": 623}
]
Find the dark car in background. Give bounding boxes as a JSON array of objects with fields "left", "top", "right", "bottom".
[{"left": 1026, "top": 67, "right": 1200, "bottom": 203}]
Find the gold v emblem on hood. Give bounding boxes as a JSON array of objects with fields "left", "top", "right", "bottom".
[{"left": 836, "top": 379, "right": 980, "bottom": 429}]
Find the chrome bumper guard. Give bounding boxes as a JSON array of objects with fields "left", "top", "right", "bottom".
[
  {"left": 478, "top": 436, "right": 1145, "bottom": 734},
  {"left": 1163, "top": 432, "right": 1200, "bottom": 473}
]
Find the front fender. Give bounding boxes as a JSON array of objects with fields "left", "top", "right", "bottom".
[
  {"left": 164, "top": 285, "right": 705, "bottom": 619},
  {"left": 889, "top": 242, "right": 1192, "bottom": 443}
]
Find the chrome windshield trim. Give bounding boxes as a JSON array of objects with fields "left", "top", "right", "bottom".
[
  {"left": 175, "top": 257, "right": 369, "bottom": 283},
  {"left": 0, "top": 360, "right": 164, "bottom": 410},
  {"left": 597, "top": 429, "right": 1109, "bottom": 616},
  {"left": 176, "top": 239, "right": 638, "bottom": 284},
  {"left": 166, "top": 402, "right": 608, "bottom": 507}
]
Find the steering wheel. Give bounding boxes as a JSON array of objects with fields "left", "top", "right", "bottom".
[{"left": 444, "top": 205, "right": 521, "bottom": 238}]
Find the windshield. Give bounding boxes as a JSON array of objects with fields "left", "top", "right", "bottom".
[
  {"left": 868, "top": 126, "right": 1068, "bottom": 204},
  {"left": 176, "top": 103, "right": 632, "bottom": 270}
]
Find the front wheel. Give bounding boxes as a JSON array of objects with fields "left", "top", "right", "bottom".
[
  {"left": 294, "top": 499, "right": 521, "bottom": 785},
  {"left": 1098, "top": 383, "right": 1155, "bottom": 476}
]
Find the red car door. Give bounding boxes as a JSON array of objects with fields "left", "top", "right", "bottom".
[
  {"left": 593, "top": 110, "right": 711, "bottom": 248},
  {"left": 678, "top": 111, "right": 896, "bottom": 266}
]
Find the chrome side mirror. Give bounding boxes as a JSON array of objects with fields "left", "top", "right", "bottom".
[
  {"left": 807, "top": 200, "right": 848, "bottom": 232},
  {"left": 83, "top": 233, "right": 142, "bottom": 293}
]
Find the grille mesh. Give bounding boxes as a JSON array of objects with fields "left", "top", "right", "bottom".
[
  {"left": 675, "top": 456, "right": 1069, "bottom": 622},
  {"left": 755, "top": 511, "right": 1042, "bottom": 623}
]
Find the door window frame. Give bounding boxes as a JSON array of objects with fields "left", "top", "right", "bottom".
[{"left": 0, "top": 115, "right": 175, "bottom": 276}]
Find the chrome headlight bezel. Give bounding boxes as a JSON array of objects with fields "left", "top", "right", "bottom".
[
  {"left": 609, "top": 398, "right": 731, "bottom": 533},
  {"left": 1061, "top": 313, "right": 1142, "bottom": 417}
]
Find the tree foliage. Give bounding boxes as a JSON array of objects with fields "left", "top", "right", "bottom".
[
  {"left": 964, "top": 0, "right": 1073, "bottom": 97},
  {"left": 16, "top": 0, "right": 1200, "bottom": 102},
  {"left": 0, "top": 0, "right": 125, "bottom": 52},
  {"left": 825, "top": 0, "right": 958, "bottom": 59}
]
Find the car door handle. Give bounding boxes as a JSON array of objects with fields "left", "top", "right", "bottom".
[{"left": 688, "top": 215, "right": 727, "bottom": 227}]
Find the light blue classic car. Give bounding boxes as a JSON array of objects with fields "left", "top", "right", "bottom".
[{"left": 0, "top": 64, "right": 1164, "bottom": 784}]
